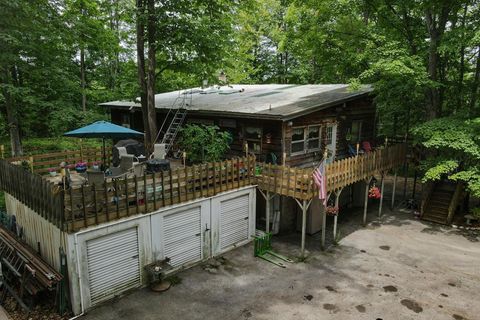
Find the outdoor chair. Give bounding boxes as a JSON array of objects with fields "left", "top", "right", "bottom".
[
  {"left": 348, "top": 144, "right": 364, "bottom": 157},
  {"left": 86, "top": 170, "right": 106, "bottom": 187},
  {"left": 153, "top": 143, "right": 166, "bottom": 160},
  {"left": 110, "top": 154, "right": 138, "bottom": 178}
]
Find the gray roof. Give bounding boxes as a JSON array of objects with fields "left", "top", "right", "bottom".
[{"left": 101, "top": 84, "right": 373, "bottom": 121}]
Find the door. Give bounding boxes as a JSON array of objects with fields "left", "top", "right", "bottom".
[
  {"left": 163, "top": 206, "right": 203, "bottom": 267},
  {"left": 326, "top": 123, "right": 337, "bottom": 163},
  {"left": 219, "top": 194, "right": 250, "bottom": 251},
  {"left": 86, "top": 227, "right": 140, "bottom": 306}
]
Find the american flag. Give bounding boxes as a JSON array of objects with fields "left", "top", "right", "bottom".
[{"left": 313, "top": 161, "right": 327, "bottom": 206}]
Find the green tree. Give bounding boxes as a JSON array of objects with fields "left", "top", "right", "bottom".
[{"left": 178, "top": 125, "right": 231, "bottom": 163}]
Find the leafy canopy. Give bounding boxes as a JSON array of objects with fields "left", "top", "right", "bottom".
[{"left": 178, "top": 125, "right": 232, "bottom": 164}]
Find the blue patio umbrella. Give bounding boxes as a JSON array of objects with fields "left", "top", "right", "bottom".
[{"left": 64, "top": 121, "right": 144, "bottom": 168}]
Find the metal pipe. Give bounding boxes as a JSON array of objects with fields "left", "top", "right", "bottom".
[{"left": 300, "top": 199, "right": 307, "bottom": 258}]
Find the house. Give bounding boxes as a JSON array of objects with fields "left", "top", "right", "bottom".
[
  {"left": 102, "top": 84, "right": 375, "bottom": 166},
  {"left": 102, "top": 84, "right": 377, "bottom": 233}
]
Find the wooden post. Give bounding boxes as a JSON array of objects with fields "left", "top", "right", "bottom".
[
  {"left": 332, "top": 188, "right": 343, "bottom": 241},
  {"left": 29, "top": 156, "right": 34, "bottom": 173},
  {"left": 0, "top": 145, "right": 4, "bottom": 159},
  {"left": 265, "top": 191, "right": 271, "bottom": 233},
  {"left": 297, "top": 199, "right": 308, "bottom": 258},
  {"left": 378, "top": 173, "right": 385, "bottom": 218},
  {"left": 363, "top": 178, "right": 370, "bottom": 226},
  {"left": 391, "top": 170, "right": 397, "bottom": 210}
]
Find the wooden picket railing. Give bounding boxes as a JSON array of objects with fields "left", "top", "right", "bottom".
[
  {"left": 0, "top": 159, "right": 65, "bottom": 225},
  {"left": 256, "top": 143, "right": 407, "bottom": 200},
  {"left": 5, "top": 147, "right": 110, "bottom": 175},
  {"left": 64, "top": 156, "right": 256, "bottom": 231}
]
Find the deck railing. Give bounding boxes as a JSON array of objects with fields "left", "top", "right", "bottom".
[
  {"left": 256, "top": 143, "right": 407, "bottom": 199},
  {"left": 0, "top": 159, "right": 64, "bottom": 225},
  {"left": 5, "top": 148, "right": 109, "bottom": 174},
  {"left": 1, "top": 143, "right": 407, "bottom": 232},
  {"left": 64, "top": 156, "right": 255, "bottom": 232}
]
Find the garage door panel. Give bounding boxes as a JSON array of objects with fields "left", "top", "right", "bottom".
[
  {"left": 86, "top": 227, "right": 140, "bottom": 305},
  {"left": 163, "top": 206, "right": 202, "bottom": 268},
  {"left": 219, "top": 194, "right": 250, "bottom": 250}
]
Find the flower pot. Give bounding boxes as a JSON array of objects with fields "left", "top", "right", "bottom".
[
  {"left": 75, "top": 166, "right": 87, "bottom": 173},
  {"left": 49, "top": 171, "right": 57, "bottom": 177}
]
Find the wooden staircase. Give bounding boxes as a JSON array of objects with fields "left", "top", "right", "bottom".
[{"left": 421, "top": 181, "right": 462, "bottom": 225}]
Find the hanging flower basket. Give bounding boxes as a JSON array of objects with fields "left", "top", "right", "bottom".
[
  {"left": 325, "top": 206, "right": 339, "bottom": 216},
  {"left": 368, "top": 186, "right": 381, "bottom": 199}
]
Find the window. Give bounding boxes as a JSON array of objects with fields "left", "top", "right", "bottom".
[
  {"left": 351, "top": 120, "right": 363, "bottom": 142},
  {"left": 121, "top": 113, "right": 130, "bottom": 128},
  {"left": 245, "top": 126, "right": 262, "bottom": 154},
  {"left": 291, "top": 125, "right": 321, "bottom": 155},
  {"left": 326, "top": 126, "right": 334, "bottom": 144},
  {"left": 307, "top": 126, "right": 321, "bottom": 150}
]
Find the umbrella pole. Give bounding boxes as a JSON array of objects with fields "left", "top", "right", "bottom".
[{"left": 102, "top": 138, "right": 107, "bottom": 171}]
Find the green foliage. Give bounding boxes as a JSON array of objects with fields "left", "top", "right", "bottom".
[
  {"left": 413, "top": 116, "right": 480, "bottom": 197},
  {"left": 178, "top": 125, "right": 231, "bottom": 164},
  {"left": 0, "top": 192, "right": 5, "bottom": 211}
]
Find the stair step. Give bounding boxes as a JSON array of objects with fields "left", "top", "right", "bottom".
[
  {"left": 425, "top": 208, "right": 448, "bottom": 216},
  {"left": 429, "top": 199, "right": 451, "bottom": 205},
  {"left": 427, "top": 204, "right": 449, "bottom": 211},
  {"left": 423, "top": 211, "right": 448, "bottom": 220},
  {"left": 422, "top": 215, "right": 448, "bottom": 224}
]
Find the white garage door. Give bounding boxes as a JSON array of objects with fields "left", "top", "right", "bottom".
[
  {"left": 219, "top": 194, "right": 250, "bottom": 250},
  {"left": 164, "top": 206, "right": 202, "bottom": 267},
  {"left": 86, "top": 227, "right": 140, "bottom": 306}
]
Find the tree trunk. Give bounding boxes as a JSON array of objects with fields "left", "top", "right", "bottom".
[
  {"left": 80, "top": 46, "right": 86, "bottom": 112},
  {"left": 470, "top": 47, "right": 480, "bottom": 117},
  {"left": 145, "top": 0, "right": 158, "bottom": 155},
  {"left": 425, "top": 5, "right": 452, "bottom": 120},
  {"left": 456, "top": 3, "right": 468, "bottom": 111},
  {"left": 2, "top": 66, "right": 23, "bottom": 156}
]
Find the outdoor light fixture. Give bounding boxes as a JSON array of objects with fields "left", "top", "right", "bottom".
[{"left": 265, "top": 133, "right": 272, "bottom": 144}]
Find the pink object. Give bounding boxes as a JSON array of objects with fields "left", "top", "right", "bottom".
[
  {"left": 313, "top": 162, "right": 327, "bottom": 206},
  {"left": 362, "top": 141, "right": 373, "bottom": 153}
]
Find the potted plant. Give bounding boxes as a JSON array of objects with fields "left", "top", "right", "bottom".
[
  {"left": 325, "top": 206, "right": 339, "bottom": 216},
  {"left": 368, "top": 185, "right": 381, "bottom": 199},
  {"left": 48, "top": 168, "right": 57, "bottom": 177},
  {"left": 75, "top": 161, "right": 87, "bottom": 173},
  {"left": 92, "top": 161, "right": 101, "bottom": 171}
]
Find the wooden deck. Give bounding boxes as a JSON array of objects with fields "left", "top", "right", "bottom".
[{"left": 0, "top": 143, "right": 407, "bottom": 232}]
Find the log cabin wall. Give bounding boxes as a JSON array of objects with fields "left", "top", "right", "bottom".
[{"left": 283, "top": 95, "right": 376, "bottom": 167}]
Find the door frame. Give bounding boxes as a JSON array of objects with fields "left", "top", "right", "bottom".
[{"left": 326, "top": 123, "right": 337, "bottom": 163}]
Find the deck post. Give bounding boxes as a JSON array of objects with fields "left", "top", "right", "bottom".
[
  {"left": 363, "top": 178, "right": 370, "bottom": 226},
  {"left": 296, "top": 198, "right": 312, "bottom": 258},
  {"left": 333, "top": 188, "right": 343, "bottom": 241},
  {"left": 321, "top": 192, "right": 331, "bottom": 251},
  {"left": 391, "top": 170, "right": 397, "bottom": 209},
  {"left": 265, "top": 191, "right": 271, "bottom": 233},
  {"left": 378, "top": 172, "right": 385, "bottom": 218}
]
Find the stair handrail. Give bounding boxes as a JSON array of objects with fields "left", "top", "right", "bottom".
[
  {"left": 420, "top": 181, "right": 434, "bottom": 218},
  {"left": 446, "top": 182, "right": 463, "bottom": 224}
]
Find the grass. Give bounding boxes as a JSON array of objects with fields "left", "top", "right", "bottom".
[{"left": 0, "top": 191, "right": 5, "bottom": 211}]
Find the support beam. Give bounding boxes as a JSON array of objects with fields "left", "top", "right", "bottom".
[
  {"left": 391, "top": 170, "right": 397, "bottom": 210},
  {"left": 332, "top": 188, "right": 344, "bottom": 241},
  {"left": 363, "top": 178, "right": 371, "bottom": 226},
  {"left": 295, "top": 198, "right": 312, "bottom": 258},
  {"left": 378, "top": 173, "right": 385, "bottom": 218},
  {"left": 265, "top": 191, "right": 271, "bottom": 233},
  {"left": 321, "top": 192, "right": 331, "bottom": 250}
]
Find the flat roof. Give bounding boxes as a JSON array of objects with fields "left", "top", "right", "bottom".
[{"left": 101, "top": 84, "right": 373, "bottom": 121}]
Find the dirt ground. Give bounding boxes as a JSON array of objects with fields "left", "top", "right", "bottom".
[{"left": 82, "top": 205, "right": 480, "bottom": 320}]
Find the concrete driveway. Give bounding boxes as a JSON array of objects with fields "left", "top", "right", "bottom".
[{"left": 83, "top": 210, "right": 480, "bottom": 320}]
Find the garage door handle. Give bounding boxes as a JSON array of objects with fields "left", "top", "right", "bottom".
[
  {"left": 132, "top": 254, "right": 139, "bottom": 259},
  {"left": 244, "top": 217, "right": 249, "bottom": 220},
  {"left": 196, "top": 233, "right": 201, "bottom": 237}
]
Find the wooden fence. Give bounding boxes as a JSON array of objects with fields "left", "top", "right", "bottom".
[
  {"left": 0, "top": 159, "right": 64, "bottom": 226},
  {"left": 64, "top": 156, "right": 256, "bottom": 232},
  {"left": 256, "top": 143, "right": 407, "bottom": 200},
  {"left": 5, "top": 147, "right": 109, "bottom": 175},
  {"left": 255, "top": 164, "right": 313, "bottom": 200}
]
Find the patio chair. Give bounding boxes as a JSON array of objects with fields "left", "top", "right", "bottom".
[
  {"left": 110, "top": 154, "right": 138, "bottom": 178},
  {"left": 87, "top": 170, "right": 106, "bottom": 187},
  {"left": 348, "top": 144, "right": 364, "bottom": 157},
  {"left": 153, "top": 143, "right": 166, "bottom": 160}
]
